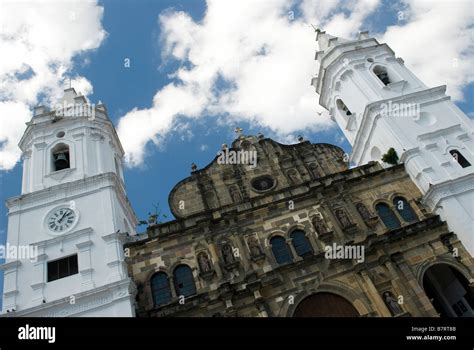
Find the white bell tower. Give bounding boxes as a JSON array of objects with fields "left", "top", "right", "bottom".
[
  {"left": 1, "top": 88, "right": 138, "bottom": 316},
  {"left": 312, "top": 29, "right": 474, "bottom": 255}
]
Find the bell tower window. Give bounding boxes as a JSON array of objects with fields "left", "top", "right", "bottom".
[
  {"left": 450, "top": 150, "right": 471, "bottom": 168},
  {"left": 52, "top": 143, "right": 70, "bottom": 172},
  {"left": 373, "top": 65, "right": 391, "bottom": 85},
  {"left": 336, "top": 99, "right": 352, "bottom": 117}
]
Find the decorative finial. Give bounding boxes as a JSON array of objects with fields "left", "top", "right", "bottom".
[
  {"left": 358, "top": 31, "right": 369, "bottom": 40},
  {"left": 257, "top": 132, "right": 264, "bottom": 140},
  {"left": 191, "top": 162, "right": 197, "bottom": 172}
]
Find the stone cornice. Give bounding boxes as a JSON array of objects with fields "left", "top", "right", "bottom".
[
  {"left": 19, "top": 115, "right": 124, "bottom": 157},
  {"left": 1, "top": 278, "right": 136, "bottom": 317},
  {"left": 31, "top": 227, "right": 93, "bottom": 248},
  {"left": 102, "top": 231, "right": 128, "bottom": 243},
  {"left": 421, "top": 173, "right": 474, "bottom": 208},
  {"left": 6, "top": 173, "right": 136, "bottom": 224},
  {"left": 0, "top": 260, "right": 22, "bottom": 272},
  {"left": 350, "top": 85, "right": 448, "bottom": 164},
  {"left": 127, "top": 162, "right": 408, "bottom": 247},
  {"left": 398, "top": 147, "right": 421, "bottom": 164},
  {"left": 417, "top": 124, "right": 463, "bottom": 141}
]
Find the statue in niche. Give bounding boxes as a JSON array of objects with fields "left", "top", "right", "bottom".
[
  {"left": 205, "top": 191, "right": 218, "bottom": 209},
  {"left": 198, "top": 253, "right": 212, "bottom": 273},
  {"left": 222, "top": 167, "right": 233, "bottom": 181},
  {"left": 247, "top": 236, "right": 263, "bottom": 257},
  {"left": 356, "top": 203, "right": 372, "bottom": 221},
  {"left": 287, "top": 169, "right": 299, "bottom": 184},
  {"left": 309, "top": 163, "right": 322, "bottom": 178},
  {"left": 312, "top": 217, "right": 328, "bottom": 235},
  {"left": 222, "top": 244, "right": 235, "bottom": 264},
  {"left": 229, "top": 186, "right": 242, "bottom": 203},
  {"left": 383, "top": 291, "right": 403, "bottom": 315},
  {"left": 335, "top": 208, "right": 352, "bottom": 228}
]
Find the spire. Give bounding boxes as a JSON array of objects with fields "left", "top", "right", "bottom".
[
  {"left": 314, "top": 29, "right": 370, "bottom": 62},
  {"left": 315, "top": 29, "right": 342, "bottom": 50},
  {"left": 312, "top": 29, "right": 376, "bottom": 94}
]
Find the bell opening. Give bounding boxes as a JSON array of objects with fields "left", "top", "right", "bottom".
[{"left": 53, "top": 147, "right": 70, "bottom": 171}]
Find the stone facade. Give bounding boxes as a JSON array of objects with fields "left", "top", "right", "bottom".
[{"left": 125, "top": 135, "right": 474, "bottom": 317}]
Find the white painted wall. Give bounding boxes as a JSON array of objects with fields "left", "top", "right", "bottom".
[
  {"left": 315, "top": 33, "right": 474, "bottom": 255},
  {"left": 1, "top": 89, "right": 138, "bottom": 317}
]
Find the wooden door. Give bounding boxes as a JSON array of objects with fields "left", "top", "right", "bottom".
[{"left": 293, "top": 293, "right": 359, "bottom": 317}]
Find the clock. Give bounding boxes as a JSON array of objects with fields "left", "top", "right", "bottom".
[{"left": 46, "top": 207, "right": 76, "bottom": 233}]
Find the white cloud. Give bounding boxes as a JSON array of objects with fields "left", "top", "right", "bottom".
[
  {"left": 84, "top": 0, "right": 473, "bottom": 168},
  {"left": 0, "top": 101, "right": 31, "bottom": 170},
  {"left": 118, "top": 0, "right": 380, "bottom": 167},
  {"left": 0, "top": 0, "right": 106, "bottom": 170},
  {"left": 380, "top": 0, "right": 474, "bottom": 100}
]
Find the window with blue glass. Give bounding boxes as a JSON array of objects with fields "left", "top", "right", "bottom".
[
  {"left": 270, "top": 236, "right": 293, "bottom": 265},
  {"left": 393, "top": 197, "right": 418, "bottom": 222},
  {"left": 290, "top": 230, "right": 313, "bottom": 257},
  {"left": 173, "top": 265, "right": 196, "bottom": 297},
  {"left": 375, "top": 203, "right": 401, "bottom": 230},
  {"left": 151, "top": 272, "right": 172, "bottom": 307}
]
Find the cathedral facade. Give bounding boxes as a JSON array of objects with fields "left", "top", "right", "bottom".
[
  {"left": 2, "top": 29, "right": 474, "bottom": 317},
  {"left": 126, "top": 135, "right": 474, "bottom": 317}
]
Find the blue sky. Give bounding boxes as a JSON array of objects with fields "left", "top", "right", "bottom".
[{"left": 0, "top": 0, "right": 473, "bottom": 303}]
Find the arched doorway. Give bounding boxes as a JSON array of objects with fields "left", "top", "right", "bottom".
[
  {"left": 293, "top": 292, "right": 359, "bottom": 317},
  {"left": 423, "top": 264, "right": 474, "bottom": 317}
]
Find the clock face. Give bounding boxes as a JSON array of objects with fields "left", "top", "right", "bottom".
[{"left": 47, "top": 208, "right": 76, "bottom": 233}]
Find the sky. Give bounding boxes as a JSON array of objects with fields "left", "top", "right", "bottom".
[{"left": 0, "top": 0, "right": 473, "bottom": 302}]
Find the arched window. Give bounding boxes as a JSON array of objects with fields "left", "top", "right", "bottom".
[
  {"left": 393, "top": 197, "right": 418, "bottom": 222},
  {"left": 173, "top": 265, "right": 196, "bottom": 298},
  {"left": 150, "top": 272, "right": 172, "bottom": 307},
  {"left": 290, "top": 230, "right": 313, "bottom": 257},
  {"left": 450, "top": 150, "right": 471, "bottom": 168},
  {"left": 336, "top": 99, "right": 352, "bottom": 116},
  {"left": 373, "top": 65, "right": 390, "bottom": 85},
  {"left": 375, "top": 203, "right": 401, "bottom": 230},
  {"left": 52, "top": 143, "right": 70, "bottom": 171},
  {"left": 270, "top": 236, "right": 293, "bottom": 265}
]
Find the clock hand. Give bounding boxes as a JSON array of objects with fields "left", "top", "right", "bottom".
[{"left": 58, "top": 211, "right": 68, "bottom": 223}]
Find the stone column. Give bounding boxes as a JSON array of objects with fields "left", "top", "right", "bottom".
[
  {"left": 286, "top": 238, "right": 300, "bottom": 262},
  {"left": 356, "top": 268, "right": 391, "bottom": 316},
  {"left": 233, "top": 233, "right": 250, "bottom": 271},
  {"left": 391, "top": 253, "right": 438, "bottom": 316},
  {"left": 208, "top": 242, "right": 224, "bottom": 279}
]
